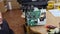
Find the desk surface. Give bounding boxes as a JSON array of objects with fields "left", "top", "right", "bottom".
[
  {"left": 30, "top": 11, "right": 60, "bottom": 34},
  {"left": 30, "top": 26, "right": 47, "bottom": 34}
]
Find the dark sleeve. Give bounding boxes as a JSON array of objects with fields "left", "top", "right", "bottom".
[
  {"left": 3, "top": 19, "right": 14, "bottom": 34},
  {"left": 3, "top": 19, "right": 10, "bottom": 29}
]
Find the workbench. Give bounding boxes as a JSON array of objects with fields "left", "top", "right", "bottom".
[{"left": 29, "top": 10, "right": 59, "bottom": 34}]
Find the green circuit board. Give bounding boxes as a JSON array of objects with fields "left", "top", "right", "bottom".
[{"left": 26, "top": 10, "right": 41, "bottom": 26}]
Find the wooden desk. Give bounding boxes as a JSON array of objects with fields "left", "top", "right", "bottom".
[
  {"left": 30, "top": 26, "right": 47, "bottom": 34},
  {"left": 30, "top": 11, "right": 60, "bottom": 34}
]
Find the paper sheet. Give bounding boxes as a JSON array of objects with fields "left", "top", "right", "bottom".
[{"left": 49, "top": 9, "right": 60, "bottom": 17}]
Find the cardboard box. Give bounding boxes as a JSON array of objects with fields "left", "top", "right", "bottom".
[
  {"left": 9, "top": 0, "right": 20, "bottom": 9},
  {"left": 4, "top": 0, "right": 20, "bottom": 10},
  {"left": 11, "top": 1, "right": 20, "bottom": 9},
  {"left": 0, "top": 1, "right": 7, "bottom": 13}
]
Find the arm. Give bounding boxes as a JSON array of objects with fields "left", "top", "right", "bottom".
[{"left": 3, "top": 19, "right": 14, "bottom": 34}]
